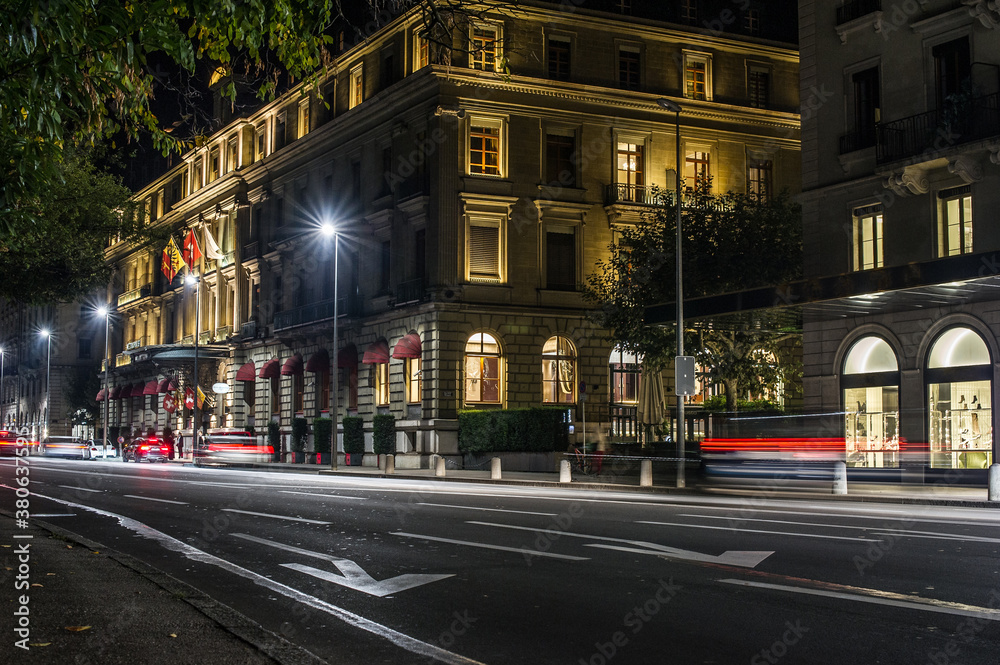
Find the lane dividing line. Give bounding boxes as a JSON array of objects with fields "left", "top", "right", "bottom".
[
  {"left": 16, "top": 490, "right": 489, "bottom": 665},
  {"left": 416, "top": 503, "right": 558, "bottom": 517},
  {"left": 124, "top": 495, "right": 189, "bottom": 505},
  {"left": 390, "top": 531, "right": 589, "bottom": 561},
  {"left": 719, "top": 578, "right": 1000, "bottom": 622},
  {"left": 637, "top": 520, "right": 883, "bottom": 543},
  {"left": 57, "top": 485, "right": 103, "bottom": 493},
  {"left": 221, "top": 509, "right": 330, "bottom": 525},
  {"left": 278, "top": 491, "right": 367, "bottom": 500},
  {"left": 32, "top": 514, "right": 76, "bottom": 518},
  {"left": 680, "top": 515, "right": 1000, "bottom": 543}
]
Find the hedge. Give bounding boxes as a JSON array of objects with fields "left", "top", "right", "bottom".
[
  {"left": 342, "top": 416, "right": 364, "bottom": 455},
  {"left": 458, "top": 408, "right": 568, "bottom": 453},
  {"left": 373, "top": 414, "right": 395, "bottom": 455},
  {"left": 291, "top": 417, "right": 308, "bottom": 452},
  {"left": 313, "top": 417, "right": 332, "bottom": 454},
  {"left": 267, "top": 421, "right": 281, "bottom": 450}
]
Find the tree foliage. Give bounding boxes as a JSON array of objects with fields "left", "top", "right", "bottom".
[{"left": 585, "top": 186, "right": 803, "bottom": 409}]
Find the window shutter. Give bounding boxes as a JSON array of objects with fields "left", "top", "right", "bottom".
[{"left": 469, "top": 225, "right": 500, "bottom": 281}]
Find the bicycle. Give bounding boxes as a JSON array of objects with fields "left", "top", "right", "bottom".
[{"left": 571, "top": 448, "right": 604, "bottom": 475}]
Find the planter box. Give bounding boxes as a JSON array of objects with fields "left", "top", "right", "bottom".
[{"left": 345, "top": 453, "right": 363, "bottom": 466}]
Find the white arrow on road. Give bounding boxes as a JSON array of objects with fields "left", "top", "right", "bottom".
[
  {"left": 232, "top": 532, "right": 453, "bottom": 597},
  {"left": 282, "top": 561, "right": 453, "bottom": 597}
]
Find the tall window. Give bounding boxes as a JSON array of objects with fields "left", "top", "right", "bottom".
[
  {"left": 379, "top": 240, "right": 391, "bottom": 293},
  {"left": 270, "top": 375, "right": 280, "bottom": 415},
  {"left": 684, "top": 53, "right": 711, "bottom": 100},
  {"left": 293, "top": 373, "right": 304, "bottom": 413},
  {"left": 748, "top": 66, "right": 770, "bottom": 108},
  {"left": 374, "top": 363, "right": 389, "bottom": 407},
  {"left": 226, "top": 137, "right": 238, "bottom": 173},
  {"left": 685, "top": 150, "right": 710, "bottom": 192},
  {"left": 546, "top": 230, "right": 576, "bottom": 291},
  {"left": 468, "top": 221, "right": 501, "bottom": 282},
  {"left": 545, "top": 133, "right": 576, "bottom": 187},
  {"left": 471, "top": 25, "right": 499, "bottom": 72},
  {"left": 619, "top": 48, "right": 640, "bottom": 90},
  {"left": 254, "top": 122, "right": 267, "bottom": 162},
  {"left": 852, "top": 67, "right": 880, "bottom": 145},
  {"left": 933, "top": 37, "right": 971, "bottom": 110},
  {"left": 209, "top": 147, "right": 220, "bottom": 182},
  {"left": 542, "top": 336, "right": 576, "bottom": 404},
  {"left": 469, "top": 122, "right": 501, "bottom": 176},
  {"left": 465, "top": 333, "right": 501, "bottom": 404},
  {"left": 744, "top": 8, "right": 760, "bottom": 34},
  {"left": 747, "top": 158, "right": 772, "bottom": 200},
  {"left": 548, "top": 37, "right": 571, "bottom": 80},
  {"left": 297, "top": 99, "right": 310, "bottom": 139},
  {"left": 939, "top": 186, "right": 973, "bottom": 257},
  {"left": 616, "top": 142, "right": 644, "bottom": 199},
  {"left": 852, "top": 204, "right": 884, "bottom": 271},
  {"left": 681, "top": 0, "right": 698, "bottom": 23},
  {"left": 842, "top": 336, "right": 900, "bottom": 468},
  {"left": 350, "top": 64, "right": 364, "bottom": 109},
  {"left": 406, "top": 358, "right": 421, "bottom": 404}
]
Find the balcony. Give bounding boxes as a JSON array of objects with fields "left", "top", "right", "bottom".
[
  {"left": 273, "top": 296, "right": 360, "bottom": 332},
  {"left": 117, "top": 283, "right": 152, "bottom": 307},
  {"left": 125, "top": 337, "right": 145, "bottom": 351},
  {"left": 219, "top": 250, "right": 236, "bottom": 268},
  {"left": 876, "top": 92, "right": 1000, "bottom": 164},
  {"left": 115, "top": 353, "right": 131, "bottom": 368},
  {"left": 839, "top": 129, "right": 877, "bottom": 155},
  {"left": 395, "top": 278, "right": 426, "bottom": 305},
  {"left": 240, "top": 320, "right": 258, "bottom": 339},
  {"left": 604, "top": 184, "right": 664, "bottom": 207},
  {"left": 836, "top": 0, "right": 881, "bottom": 25},
  {"left": 242, "top": 241, "right": 260, "bottom": 262}
]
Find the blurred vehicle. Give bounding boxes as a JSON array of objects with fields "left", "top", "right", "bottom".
[
  {"left": 123, "top": 436, "right": 172, "bottom": 463},
  {"left": 194, "top": 429, "right": 273, "bottom": 465},
  {"left": 43, "top": 436, "right": 90, "bottom": 459},
  {"left": 0, "top": 430, "right": 24, "bottom": 456},
  {"left": 87, "top": 439, "right": 117, "bottom": 459}
]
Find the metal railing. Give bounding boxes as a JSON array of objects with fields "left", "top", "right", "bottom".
[
  {"left": 604, "top": 183, "right": 664, "bottom": 206},
  {"left": 117, "top": 283, "right": 151, "bottom": 307},
  {"left": 836, "top": 0, "right": 881, "bottom": 25},
  {"left": 876, "top": 92, "right": 1000, "bottom": 164},
  {"left": 273, "top": 295, "right": 360, "bottom": 331},
  {"left": 839, "top": 129, "right": 877, "bottom": 155},
  {"left": 242, "top": 242, "right": 260, "bottom": 261},
  {"left": 395, "top": 278, "right": 426, "bottom": 305},
  {"left": 115, "top": 353, "right": 131, "bottom": 368},
  {"left": 240, "top": 320, "right": 258, "bottom": 339}
]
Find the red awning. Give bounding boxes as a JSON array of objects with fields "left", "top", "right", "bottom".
[
  {"left": 109, "top": 386, "right": 123, "bottom": 400},
  {"left": 119, "top": 384, "right": 133, "bottom": 399},
  {"left": 235, "top": 361, "right": 256, "bottom": 382},
  {"left": 305, "top": 349, "right": 330, "bottom": 373},
  {"left": 392, "top": 333, "right": 422, "bottom": 359},
  {"left": 362, "top": 340, "right": 390, "bottom": 364},
  {"left": 157, "top": 377, "right": 171, "bottom": 393},
  {"left": 337, "top": 345, "right": 358, "bottom": 369},
  {"left": 132, "top": 382, "right": 146, "bottom": 397},
  {"left": 259, "top": 358, "right": 280, "bottom": 379},
  {"left": 281, "top": 353, "right": 304, "bottom": 376},
  {"left": 96, "top": 388, "right": 106, "bottom": 402},
  {"left": 143, "top": 380, "right": 159, "bottom": 395}
]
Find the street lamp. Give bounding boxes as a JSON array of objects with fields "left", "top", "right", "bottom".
[
  {"left": 185, "top": 271, "right": 201, "bottom": 458},
  {"left": 657, "top": 98, "right": 687, "bottom": 489},
  {"left": 40, "top": 329, "right": 52, "bottom": 442},
  {"left": 97, "top": 306, "right": 111, "bottom": 454},
  {"left": 321, "top": 222, "right": 340, "bottom": 471},
  {"left": 0, "top": 345, "right": 5, "bottom": 428}
]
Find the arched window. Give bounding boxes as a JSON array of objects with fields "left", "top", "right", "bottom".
[
  {"left": 842, "top": 336, "right": 900, "bottom": 468},
  {"left": 465, "top": 333, "right": 502, "bottom": 404},
  {"left": 542, "top": 336, "right": 576, "bottom": 403},
  {"left": 926, "top": 327, "right": 992, "bottom": 469}
]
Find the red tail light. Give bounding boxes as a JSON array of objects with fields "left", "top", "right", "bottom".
[
  {"left": 160, "top": 446, "right": 171, "bottom": 453},
  {"left": 140, "top": 445, "right": 150, "bottom": 451}
]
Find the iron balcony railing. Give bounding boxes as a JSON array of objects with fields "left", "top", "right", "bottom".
[
  {"left": 839, "top": 129, "right": 877, "bottom": 155},
  {"left": 604, "top": 183, "right": 666, "bottom": 207},
  {"left": 242, "top": 241, "right": 260, "bottom": 262},
  {"left": 273, "top": 295, "right": 361, "bottom": 331},
  {"left": 395, "top": 278, "right": 426, "bottom": 305},
  {"left": 117, "top": 283, "right": 151, "bottom": 307},
  {"left": 240, "top": 320, "right": 258, "bottom": 339},
  {"left": 876, "top": 92, "right": 1000, "bottom": 164},
  {"left": 836, "top": 0, "right": 881, "bottom": 25}
]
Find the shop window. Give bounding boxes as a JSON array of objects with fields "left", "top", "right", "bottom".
[
  {"left": 938, "top": 185, "right": 973, "bottom": 257},
  {"left": 542, "top": 336, "right": 576, "bottom": 404},
  {"left": 852, "top": 204, "right": 883, "bottom": 271},
  {"left": 842, "top": 337, "right": 900, "bottom": 468},
  {"left": 609, "top": 347, "right": 640, "bottom": 439},
  {"left": 465, "top": 332, "right": 502, "bottom": 404}
]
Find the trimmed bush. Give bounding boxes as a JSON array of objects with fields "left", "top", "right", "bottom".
[
  {"left": 291, "top": 417, "right": 308, "bottom": 452},
  {"left": 373, "top": 414, "right": 396, "bottom": 455},
  {"left": 342, "top": 416, "right": 364, "bottom": 455},
  {"left": 267, "top": 421, "right": 280, "bottom": 450},
  {"left": 313, "top": 417, "right": 332, "bottom": 455},
  {"left": 458, "top": 408, "right": 568, "bottom": 454}
]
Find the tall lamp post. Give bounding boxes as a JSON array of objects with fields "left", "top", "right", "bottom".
[
  {"left": 321, "top": 223, "right": 340, "bottom": 471},
  {"left": 657, "top": 98, "right": 687, "bottom": 488},
  {"left": 0, "top": 346, "right": 5, "bottom": 428},
  {"left": 97, "top": 307, "right": 111, "bottom": 453},
  {"left": 40, "top": 329, "right": 52, "bottom": 442},
  {"left": 185, "top": 271, "right": 201, "bottom": 458}
]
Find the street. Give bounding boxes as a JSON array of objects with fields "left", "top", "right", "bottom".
[{"left": 2, "top": 458, "right": 999, "bottom": 664}]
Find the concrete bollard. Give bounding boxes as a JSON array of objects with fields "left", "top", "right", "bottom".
[
  {"left": 832, "top": 461, "right": 847, "bottom": 495},
  {"left": 385, "top": 454, "right": 395, "bottom": 475},
  {"left": 640, "top": 459, "right": 653, "bottom": 487},
  {"left": 559, "top": 459, "right": 571, "bottom": 483},
  {"left": 491, "top": 457, "right": 502, "bottom": 480},
  {"left": 435, "top": 455, "right": 446, "bottom": 477},
  {"left": 989, "top": 464, "right": 1000, "bottom": 502}
]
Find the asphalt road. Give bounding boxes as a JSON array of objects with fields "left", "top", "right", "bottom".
[{"left": 3, "top": 457, "right": 999, "bottom": 664}]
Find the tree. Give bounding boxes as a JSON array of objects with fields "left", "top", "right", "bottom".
[
  {"left": 585, "top": 185, "right": 803, "bottom": 410},
  {"left": 65, "top": 362, "right": 101, "bottom": 431}
]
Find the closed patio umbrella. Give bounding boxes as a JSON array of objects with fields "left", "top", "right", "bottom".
[{"left": 636, "top": 365, "right": 665, "bottom": 447}]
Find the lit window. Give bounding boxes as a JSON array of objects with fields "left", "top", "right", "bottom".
[
  {"left": 415, "top": 33, "right": 429, "bottom": 69},
  {"left": 542, "top": 336, "right": 576, "bottom": 404},
  {"left": 297, "top": 99, "right": 310, "bottom": 139},
  {"left": 747, "top": 158, "right": 772, "bottom": 200},
  {"left": 470, "top": 25, "right": 499, "bottom": 72},
  {"left": 685, "top": 150, "right": 711, "bottom": 193},
  {"left": 938, "top": 186, "right": 973, "bottom": 257},
  {"left": 350, "top": 64, "right": 364, "bottom": 109},
  {"left": 406, "top": 358, "right": 421, "bottom": 404},
  {"left": 616, "top": 142, "right": 645, "bottom": 200},
  {"left": 684, "top": 53, "right": 712, "bottom": 101},
  {"left": 374, "top": 363, "right": 389, "bottom": 407},
  {"left": 469, "top": 121, "right": 502, "bottom": 176},
  {"left": 852, "top": 204, "right": 883, "bottom": 271},
  {"left": 465, "top": 333, "right": 502, "bottom": 404},
  {"left": 254, "top": 122, "right": 267, "bottom": 162},
  {"left": 209, "top": 147, "right": 220, "bottom": 182},
  {"left": 226, "top": 137, "right": 238, "bottom": 173}
]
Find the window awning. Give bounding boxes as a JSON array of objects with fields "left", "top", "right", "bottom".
[
  {"left": 235, "top": 361, "right": 257, "bottom": 382},
  {"left": 157, "top": 377, "right": 175, "bottom": 393},
  {"left": 109, "top": 386, "right": 123, "bottom": 400},
  {"left": 281, "top": 353, "right": 304, "bottom": 376},
  {"left": 119, "top": 384, "right": 133, "bottom": 399},
  {"left": 96, "top": 388, "right": 106, "bottom": 402},
  {"left": 337, "top": 345, "right": 358, "bottom": 369},
  {"left": 132, "top": 382, "right": 146, "bottom": 397},
  {"left": 392, "top": 333, "right": 422, "bottom": 359},
  {"left": 259, "top": 358, "right": 280, "bottom": 379},
  {"left": 362, "top": 340, "right": 390, "bottom": 364},
  {"left": 306, "top": 349, "right": 330, "bottom": 373},
  {"left": 143, "top": 380, "right": 159, "bottom": 395}
]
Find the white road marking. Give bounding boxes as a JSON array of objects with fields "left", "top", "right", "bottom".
[
  {"left": 57, "top": 485, "right": 103, "bottom": 493},
  {"left": 465, "top": 521, "right": 773, "bottom": 568},
  {"left": 674, "top": 504, "right": 1000, "bottom": 526},
  {"left": 637, "top": 520, "right": 882, "bottom": 542},
  {"left": 872, "top": 530, "right": 1000, "bottom": 544},
  {"left": 278, "top": 490, "right": 367, "bottom": 500},
  {"left": 32, "top": 513, "right": 76, "bottom": 517},
  {"left": 719, "top": 578, "right": 1000, "bottom": 622},
  {"left": 24, "top": 492, "right": 488, "bottom": 665},
  {"left": 124, "top": 494, "right": 189, "bottom": 505},
  {"left": 391, "top": 531, "right": 589, "bottom": 561},
  {"left": 221, "top": 508, "right": 330, "bottom": 524},
  {"left": 416, "top": 503, "right": 557, "bottom": 516}
]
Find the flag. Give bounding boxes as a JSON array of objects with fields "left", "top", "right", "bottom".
[
  {"left": 182, "top": 228, "right": 202, "bottom": 269},
  {"left": 161, "top": 237, "right": 185, "bottom": 282},
  {"left": 197, "top": 385, "right": 207, "bottom": 409},
  {"left": 184, "top": 387, "right": 194, "bottom": 410},
  {"left": 203, "top": 224, "right": 223, "bottom": 261}
]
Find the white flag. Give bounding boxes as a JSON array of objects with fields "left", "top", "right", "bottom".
[{"left": 203, "top": 224, "right": 223, "bottom": 260}]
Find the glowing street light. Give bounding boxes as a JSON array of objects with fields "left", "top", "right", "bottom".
[
  {"left": 97, "top": 306, "right": 112, "bottom": 454},
  {"left": 40, "top": 329, "right": 51, "bottom": 441},
  {"left": 321, "top": 222, "right": 340, "bottom": 471},
  {"left": 185, "top": 271, "right": 201, "bottom": 455}
]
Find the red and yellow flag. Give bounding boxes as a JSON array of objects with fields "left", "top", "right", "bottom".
[{"left": 161, "top": 237, "right": 184, "bottom": 282}]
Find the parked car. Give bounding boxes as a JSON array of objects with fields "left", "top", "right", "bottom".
[
  {"left": 43, "top": 436, "right": 90, "bottom": 459},
  {"left": 123, "top": 436, "right": 173, "bottom": 463},
  {"left": 87, "top": 439, "right": 117, "bottom": 459},
  {"left": 194, "top": 429, "right": 273, "bottom": 465}
]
